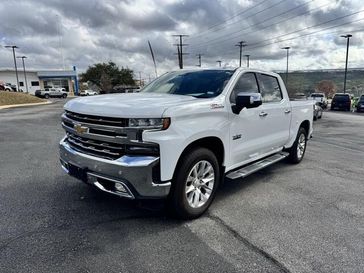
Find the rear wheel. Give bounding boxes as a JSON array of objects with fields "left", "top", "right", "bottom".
[
  {"left": 287, "top": 127, "right": 307, "bottom": 164},
  {"left": 169, "top": 147, "right": 220, "bottom": 219},
  {"left": 62, "top": 93, "right": 67, "bottom": 98},
  {"left": 44, "top": 94, "right": 49, "bottom": 99}
]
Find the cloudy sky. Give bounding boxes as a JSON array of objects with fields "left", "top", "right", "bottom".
[{"left": 1, "top": 0, "right": 363, "bottom": 80}]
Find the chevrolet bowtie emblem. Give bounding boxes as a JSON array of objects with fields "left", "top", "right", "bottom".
[{"left": 74, "top": 124, "right": 88, "bottom": 134}]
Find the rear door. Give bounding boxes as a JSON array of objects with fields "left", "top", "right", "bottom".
[{"left": 256, "top": 73, "right": 291, "bottom": 152}]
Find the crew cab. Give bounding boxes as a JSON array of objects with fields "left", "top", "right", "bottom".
[{"left": 59, "top": 68, "right": 314, "bottom": 219}]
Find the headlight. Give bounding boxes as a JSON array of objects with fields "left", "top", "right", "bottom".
[{"left": 128, "top": 118, "right": 170, "bottom": 130}]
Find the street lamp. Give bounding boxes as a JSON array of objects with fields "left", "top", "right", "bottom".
[
  {"left": 281, "top": 47, "right": 290, "bottom": 84},
  {"left": 216, "top": 60, "right": 222, "bottom": 67},
  {"left": 244, "top": 54, "right": 250, "bottom": 68},
  {"left": 5, "top": 45, "right": 20, "bottom": 91},
  {"left": 17, "top": 56, "right": 28, "bottom": 93},
  {"left": 341, "top": 34, "right": 352, "bottom": 94}
]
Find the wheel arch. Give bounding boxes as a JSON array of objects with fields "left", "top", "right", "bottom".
[{"left": 173, "top": 136, "right": 225, "bottom": 179}]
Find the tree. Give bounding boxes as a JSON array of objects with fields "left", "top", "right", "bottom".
[
  {"left": 80, "top": 62, "right": 135, "bottom": 93},
  {"left": 315, "top": 80, "right": 337, "bottom": 98}
]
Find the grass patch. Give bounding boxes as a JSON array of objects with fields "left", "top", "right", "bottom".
[{"left": 0, "top": 92, "right": 45, "bottom": 106}]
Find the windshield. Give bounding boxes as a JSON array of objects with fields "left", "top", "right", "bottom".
[{"left": 141, "top": 70, "right": 234, "bottom": 98}]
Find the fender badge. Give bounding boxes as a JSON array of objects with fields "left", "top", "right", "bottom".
[{"left": 210, "top": 103, "right": 224, "bottom": 109}]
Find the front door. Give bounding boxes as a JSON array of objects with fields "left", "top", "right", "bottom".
[{"left": 229, "top": 72, "right": 268, "bottom": 168}]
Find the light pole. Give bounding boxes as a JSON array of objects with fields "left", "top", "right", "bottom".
[
  {"left": 17, "top": 56, "right": 29, "bottom": 93},
  {"left": 281, "top": 47, "right": 290, "bottom": 84},
  {"left": 216, "top": 60, "right": 222, "bottom": 67},
  {"left": 5, "top": 45, "right": 20, "bottom": 91},
  {"left": 341, "top": 34, "right": 352, "bottom": 94},
  {"left": 244, "top": 54, "right": 250, "bottom": 68}
]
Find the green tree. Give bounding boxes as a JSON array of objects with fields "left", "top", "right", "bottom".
[{"left": 80, "top": 62, "right": 135, "bottom": 93}]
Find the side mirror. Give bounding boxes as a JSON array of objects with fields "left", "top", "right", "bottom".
[{"left": 232, "top": 92, "right": 262, "bottom": 114}]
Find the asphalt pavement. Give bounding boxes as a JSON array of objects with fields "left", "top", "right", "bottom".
[{"left": 0, "top": 101, "right": 363, "bottom": 273}]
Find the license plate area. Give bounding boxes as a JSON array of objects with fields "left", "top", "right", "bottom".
[{"left": 68, "top": 163, "right": 88, "bottom": 182}]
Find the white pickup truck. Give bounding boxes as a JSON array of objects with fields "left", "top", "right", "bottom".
[{"left": 60, "top": 68, "right": 314, "bottom": 219}]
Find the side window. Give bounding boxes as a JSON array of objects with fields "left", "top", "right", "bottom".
[
  {"left": 230, "top": 73, "right": 259, "bottom": 103},
  {"left": 257, "top": 74, "right": 282, "bottom": 103}
]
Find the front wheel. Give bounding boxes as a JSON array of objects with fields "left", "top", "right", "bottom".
[
  {"left": 287, "top": 127, "right": 307, "bottom": 164},
  {"left": 169, "top": 147, "right": 220, "bottom": 219},
  {"left": 62, "top": 93, "right": 67, "bottom": 98},
  {"left": 44, "top": 94, "right": 49, "bottom": 99}
]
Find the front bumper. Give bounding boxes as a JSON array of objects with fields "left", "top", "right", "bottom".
[{"left": 59, "top": 137, "right": 171, "bottom": 199}]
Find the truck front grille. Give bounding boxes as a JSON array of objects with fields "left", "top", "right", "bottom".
[
  {"left": 65, "top": 133, "right": 124, "bottom": 160},
  {"left": 61, "top": 110, "right": 159, "bottom": 160},
  {"left": 65, "top": 110, "right": 128, "bottom": 127}
]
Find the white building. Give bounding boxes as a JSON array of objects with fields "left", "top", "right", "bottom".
[{"left": 0, "top": 69, "right": 79, "bottom": 94}]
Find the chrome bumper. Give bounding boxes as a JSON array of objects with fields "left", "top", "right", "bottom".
[{"left": 59, "top": 137, "right": 171, "bottom": 199}]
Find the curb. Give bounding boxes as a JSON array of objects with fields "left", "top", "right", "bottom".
[{"left": 0, "top": 101, "right": 52, "bottom": 110}]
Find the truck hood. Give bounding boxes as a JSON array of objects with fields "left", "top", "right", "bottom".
[{"left": 64, "top": 93, "right": 198, "bottom": 118}]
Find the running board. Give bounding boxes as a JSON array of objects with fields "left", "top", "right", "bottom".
[{"left": 226, "top": 152, "right": 289, "bottom": 180}]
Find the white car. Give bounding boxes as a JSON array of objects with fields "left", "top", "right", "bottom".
[
  {"left": 80, "top": 89, "right": 98, "bottom": 96},
  {"left": 309, "top": 93, "right": 328, "bottom": 108},
  {"left": 60, "top": 68, "right": 314, "bottom": 219}
]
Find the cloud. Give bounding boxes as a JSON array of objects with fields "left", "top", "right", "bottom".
[{"left": 0, "top": 0, "right": 363, "bottom": 79}]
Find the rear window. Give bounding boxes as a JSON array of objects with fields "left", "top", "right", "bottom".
[
  {"left": 359, "top": 96, "right": 364, "bottom": 102},
  {"left": 311, "top": 94, "right": 324, "bottom": 98},
  {"left": 333, "top": 94, "right": 350, "bottom": 101}
]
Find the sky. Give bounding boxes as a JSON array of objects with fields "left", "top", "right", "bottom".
[{"left": 1, "top": 0, "right": 363, "bottom": 80}]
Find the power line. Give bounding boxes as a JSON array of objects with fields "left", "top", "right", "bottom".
[
  {"left": 188, "top": 0, "right": 272, "bottom": 39},
  {"left": 189, "top": 1, "right": 330, "bottom": 51},
  {"left": 190, "top": 8, "right": 364, "bottom": 54}
]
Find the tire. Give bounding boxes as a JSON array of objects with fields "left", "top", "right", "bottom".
[
  {"left": 313, "top": 115, "right": 317, "bottom": 121},
  {"left": 168, "top": 147, "right": 220, "bottom": 219},
  {"left": 44, "top": 94, "right": 49, "bottom": 99},
  {"left": 287, "top": 127, "right": 307, "bottom": 164},
  {"left": 62, "top": 94, "right": 67, "bottom": 98}
]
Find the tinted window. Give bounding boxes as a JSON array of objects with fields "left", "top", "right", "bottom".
[
  {"left": 31, "top": 81, "right": 39, "bottom": 86},
  {"left": 141, "top": 70, "right": 234, "bottom": 98},
  {"left": 257, "top": 74, "right": 282, "bottom": 102},
  {"left": 360, "top": 95, "right": 364, "bottom": 102},
  {"left": 19, "top": 82, "right": 24, "bottom": 86},
  {"left": 311, "top": 94, "right": 324, "bottom": 97},
  {"left": 230, "top": 73, "right": 258, "bottom": 103}
]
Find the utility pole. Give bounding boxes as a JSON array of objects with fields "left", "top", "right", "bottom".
[
  {"left": 138, "top": 71, "right": 142, "bottom": 87},
  {"left": 235, "top": 41, "right": 247, "bottom": 67},
  {"left": 216, "top": 60, "right": 222, "bottom": 67},
  {"left": 173, "top": 34, "right": 188, "bottom": 69},
  {"left": 244, "top": 54, "right": 250, "bottom": 68},
  {"left": 5, "top": 45, "right": 20, "bottom": 91},
  {"left": 341, "top": 34, "right": 352, "bottom": 94},
  {"left": 281, "top": 47, "right": 290, "bottom": 84},
  {"left": 196, "top": 54, "right": 203, "bottom": 67},
  {"left": 17, "top": 56, "right": 29, "bottom": 93}
]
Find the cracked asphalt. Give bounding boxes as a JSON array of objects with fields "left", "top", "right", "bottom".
[{"left": 0, "top": 101, "right": 363, "bottom": 273}]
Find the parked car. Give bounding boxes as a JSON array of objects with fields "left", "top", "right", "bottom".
[
  {"left": 356, "top": 95, "right": 364, "bottom": 112},
  {"left": 331, "top": 93, "right": 351, "bottom": 111},
  {"left": 309, "top": 92, "right": 328, "bottom": 108},
  {"left": 80, "top": 89, "right": 98, "bottom": 96},
  {"left": 314, "top": 102, "right": 323, "bottom": 120},
  {"left": 60, "top": 68, "right": 314, "bottom": 219},
  {"left": 0, "top": 82, "right": 14, "bottom": 91},
  {"left": 35, "top": 88, "right": 68, "bottom": 99}
]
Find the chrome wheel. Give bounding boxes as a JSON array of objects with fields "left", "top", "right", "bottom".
[
  {"left": 185, "top": 160, "right": 215, "bottom": 208},
  {"left": 297, "top": 133, "right": 306, "bottom": 160}
]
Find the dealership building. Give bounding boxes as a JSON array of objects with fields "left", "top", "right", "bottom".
[{"left": 0, "top": 68, "right": 79, "bottom": 95}]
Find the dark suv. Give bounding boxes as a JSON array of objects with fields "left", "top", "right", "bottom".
[
  {"left": 356, "top": 95, "right": 364, "bottom": 112},
  {"left": 331, "top": 93, "right": 351, "bottom": 111}
]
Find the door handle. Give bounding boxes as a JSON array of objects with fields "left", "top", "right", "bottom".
[
  {"left": 284, "top": 109, "right": 291, "bottom": 114},
  {"left": 259, "top": 111, "right": 268, "bottom": 117}
]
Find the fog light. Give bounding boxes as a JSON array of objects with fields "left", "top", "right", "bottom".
[{"left": 115, "top": 183, "right": 127, "bottom": 193}]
